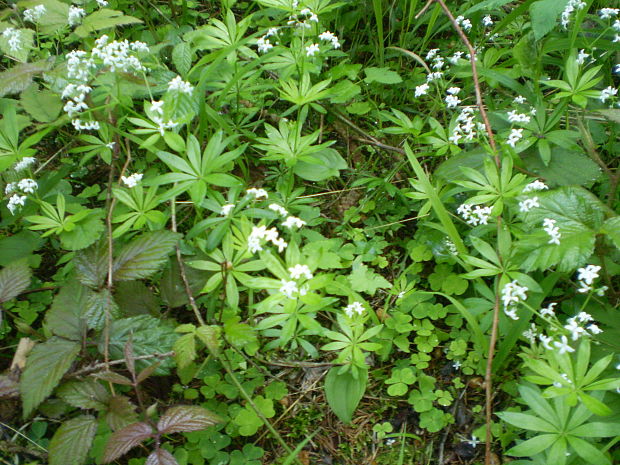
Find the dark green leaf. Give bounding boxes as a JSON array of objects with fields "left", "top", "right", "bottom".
[
  {"left": 324, "top": 367, "right": 367, "bottom": 423},
  {"left": 45, "top": 281, "right": 89, "bottom": 340},
  {"left": 0, "top": 260, "right": 31, "bottom": 303},
  {"left": 56, "top": 379, "right": 110, "bottom": 410},
  {"left": 113, "top": 231, "right": 180, "bottom": 281},
  {"left": 74, "top": 9, "right": 142, "bottom": 38},
  {"left": 48, "top": 415, "right": 98, "bottom": 465}
]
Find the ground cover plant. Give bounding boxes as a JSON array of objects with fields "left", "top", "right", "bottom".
[{"left": 0, "top": 0, "right": 619, "bottom": 464}]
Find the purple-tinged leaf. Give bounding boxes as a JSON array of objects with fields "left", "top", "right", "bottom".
[
  {"left": 157, "top": 406, "right": 221, "bottom": 434},
  {"left": 102, "top": 422, "right": 153, "bottom": 463},
  {"left": 146, "top": 448, "right": 179, "bottom": 465}
]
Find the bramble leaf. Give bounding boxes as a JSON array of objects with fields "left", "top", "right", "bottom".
[
  {"left": 146, "top": 448, "right": 179, "bottom": 465},
  {"left": 102, "top": 422, "right": 153, "bottom": 463},
  {"left": 157, "top": 405, "right": 221, "bottom": 434},
  {"left": 48, "top": 415, "right": 98, "bottom": 465},
  {"left": 0, "top": 260, "right": 31, "bottom": 303},
  {"left": 56, "top": 379, "right": 110, "bottom": 410},
  {"left": 113, "top": 231, "right": 180, "bottom": 281}
]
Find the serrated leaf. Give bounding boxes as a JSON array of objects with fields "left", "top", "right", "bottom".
[
  {"left": 195, "top": 325, "right": 221, "bottom": 355},
  {"left": 601, "top": 217, "right": 620, "bottom": 249},
  {"left": 56, "top": 379, "right": 110, "bottom": 410},
  {"left": 20, "top": 338, "right": 81, "bottom": 417},
  {"left": 146, "top": 449, "right": 179, "bottom": 465},
  {"left": 74, "top": 9, "right": 143, "bottom": 38},
  {"left": 20, "top": 86, "right": 63, "bottom": 123},
  {"left": 45, "top": 281, "right": 89, "bottom": 340},
  {"left": 74, "top": 242, "right": 109, "bottom": 288},
  {"left": 60, "top": 211, "right": 105, "bottom": 251},
  {"left": 172, "top": 41, "right": 192, "bottom": 76},
  {"left": 520, "top": 148, "right": 601, "bottom": 187},
  {"left": 0, "top": 260, "right": 31, "bottom": 303},
  {"left": 113, "top": 231, "right": 180, "bottom": 281},
  {"left": 48, "top": 415, "right": 98, "bottom": 465},
  {"left": 105, "top": 395, "right": 138, "bottom": 431},
  {"left": 85, "top": 288, "right": 120, "bottom": 330},
  {"left": 22, "top": 0, "right": 70, "bottom": 34},
  {"left": 158, "top": 405, "right": 221, "bottom": 434},
  {"left": 173, "top": 332, "right": 196, "bottom": 369},
  {"left": 529, "top": 0, "right": 569, "bottom": 40},
  {"left": 102, "top": 422, "right": 153, "bottom": 463},
  {"left": 114, "top": 280, "right": 160, "bottom": 316},
  {"left": 223, "top": 316, "right": 257, "bottom": 349}
]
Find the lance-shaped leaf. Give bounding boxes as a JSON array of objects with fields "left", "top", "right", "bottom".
[
  {"left": 0, "top": 260, "right": 31, "bottom": 303},
  {"left": 102, "top": 422, "right": 153, "bottom": 463},
  {"left": 157, "top": 405, "right": 221, "bottom": 434},
  {"left": 48, "top": 415, "right": 98, "bottom": 465},
  {"left": 21, "top": 338, "right": 81, "bottom": 417},
  {"left": 146, "top": 448, "right": 179, "bottom": 465},
  {"left": 113, "top": 231, "right": 180, "bottom": 281},
  {"left": 45, "top": 281, "right": 89, "bottom": 340},
  {"left": 324, "top": 366, "right": 367, "bottom": 424}
]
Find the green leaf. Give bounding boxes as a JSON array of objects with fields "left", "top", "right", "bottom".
[
  {"left": 113, "top": 231, "right": 180, "bottom": 281},
  {"left": 74, "top": 242, "right": 108, "bottom": 288},
  {"left": 56, "top": 379, "right": 110, "bottom": 410},
  {"left": 48, "top": 415, "right": 98, "bottom": 465},
  {"left": 172, "top": 41, "right": 192, "bottom": 76},
  {"left": 529, "top": 0, "right": 569, "bottom": 40},
  {"left": 0, "top": 28, "right": 34, "bottom": 62},
  {"left": 520, "top": 148, "right": 602, "bottom": 187},
  {"left": 364, "top": 67, "right": 402, "bottom": 84},
  {"left": 23, "top": 0, "right": 70, "bottom": 34},
  {"left": 20, "top": 338, "right": 81, "bottom": 417},
  {"left": 45, "top": 281, "right": 89, "bottom": 340},
  {"left": 348, "top": 261, "right": 392, "bottom": 296},
  {"left": 293, "top": 148, "right": 347, "bottom": 181},
  {"left": 74, "top": 9, "right": 143, "bottom": 38},
  {"left": 505, "top": 433, "right": 558, "bottom": 457},
  {"left": 105, "top": 395, "right": 138, "bottom": 431},
  {"left": 20, "top": 86, "right": 63, "bottom": 123},
  {"left": 0, "top": 260, "right": 31, "bottom": 303},
  {"left": 578, "top": 392, "right": 612, "bottom": 416},
  {"left": 174, "top": 333, "right": 197, "bottom": 369},
  {"left": 223, "top": 316, "right": 258, "bottom": 353},
  {"left": 571, "top": 422, "right": 620, "bottom": 437},
  {"left": 85, "top": 288, "right": 120, "bottom": 330},
  {"left": 59, "top": 211, "right": 105, "bottom": 251},
  {"left": 324, "top": 366, "right": 367, "bottom": 423},
  {"left": 601, "top": 217, "right": 620, "bottom": 249},
  {"left": 566, "top": 435, "right": 611, "bottom": 465},
  {"left": 496, "top": 412, "right": 557, "bottom": 433}
]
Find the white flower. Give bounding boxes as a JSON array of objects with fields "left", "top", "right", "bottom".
[
  {"left": 289, "top": 264, "right": 313, "bottom": 280},
  {"left": 448, "top": 51, "right": 463, "bottom": 65},
  {"left": 426, "top": 72, "right": 443, "bottom": 82},
  {"left": 457, "top": 203, "right": 492, "bottom": 226},
  {"left": 565, "top": 317, "right": 586, "bottom": 341},
  {"left": 344, "top": 302, "right": 365, "bottom": 317},
  {"left": 576, "top": 49, "right": 589, "bottom": 65},
  {"left": 2, "top": 28, "right": 22, "bottom": 52},
  {"left": 465, "top": 436, "right": 480, "bottom": 448},
  {"left": 540, "top": 302, "right": 556, "bottom": 317},
  {"left": 432, "top": 57, "right": 444, "bottom": 70},
  {"left": 561, "top": 0, "right": 586, "bottom": 28},
  {"left": 319, "top": 31, "right": 340, "bottom": 48},
  {"left": 507, "top": 110, "right": 531, "bottom": 124},
  {"left": 246, "top": 187, "right": 268, "bottom": 199},
  {"left": 269, "top": 204, "right": 288, "bottom": 216},
  {"left": 415, "top": 83, "right": 429, "bottom": 97},
  {"left": 523, "top": 180, "right": 548, "bottom": 193},
  {"left": 121, "top": 173, "right": 143, "bottom": 188},
  {"left": 577, "top": 265, "right": 601, "bottom": 285},
  {"left": 455, "top": 16, "right": 472, "bottom": 31},
  {"left": 587, "top": 324, "right": 603, "bottom": 335},
  {"left": 543, "top": 218, "right": 561, "bottom": 245},
  {"left": 150, "top": 100, "right": 164, "bottom": 115},
  {"left": 257, "top": 36, "right": 273, "bottom": 53},
  {"left": 513, "top": 95, "right": 526, "bottom": 104},
  {"left": 220, "top": 204, "right": 235, "bottom": 216},
  {"left": 447, "top": 87, "right": 461, "bottom": 95},
  {"left": 282, "top": 216, "right": 306, "bottom": 229},
  {"left": 600, "top": 86, "right": 618, "bottom": 103},
  {"left": 4, "top": 182, "right": 16, "bottom": 195},
  {"left": 519, "top": 196, "right": 540, "bottom": 212},
  {"left": 280, "top": 280, "right": 300, "bottom": 299},
  {"left": 96, "top": 0, "right": 109, "bottom": 6},
  {"left": 168, "top": 76, "right": 194, "bottom": 94},
  {"left": 523, "top": 323, "right": 538, "bottom": 344},
  {"left": 425, "top": 48, "right": 439, "bottom": 60},
  {"left": 306, "top": 43, "right": 320, "bottom": 57},
  {"left": 14, "top": 157, "right": 36, "bottom": 172},
  {"left": 506, "top": 128, "right": 524, "bottom": 147},
  {"left": 17, "top": 178, "right": 37, "bottom": 194},
  {"left": 72, "top": 119, "right": 100, "bottom": 131},
  {"left": 501, "top": 280, "right": 528, "bottom": 310},
  {"left": 452, "top": 360, "right": 461, "bottom": 369},
  {"left": 265, "top": 27, "right": 278, "bottom": 38},
  {"left": 445, "top": 95, "right": 461, "bottom": 108},
  {"left": 482, "top": 15, "right": 493, "bottom": 27},
  {"left": 68, "top": 6, "right": 86, "bottom": 26},
  {"left": 599, "top": 8, "right": 620, "bottom": 19},
  {"left": 614, "top": 19, "right": 620, "bottom": 31},
  {"left": 7, "top": 194, "right": 27, "bottom": 214},
  {"left": 539, "top": 334, "right": 554, "bottom": 350},
  {"left": 553, "top": 335, "right": 575, "bottom": 354},
  {"left": 23, "top": 5, "right": 46, "bottom": 22}
]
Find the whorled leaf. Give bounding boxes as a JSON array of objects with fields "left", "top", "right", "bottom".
[
  {"left": 56, "top": 379, "right": 110, "bottom": 410},
  {"left": 105, "top": 395, "right": 138, "bottom": 431},
  {"left": 0, "top": 260, "right": 31, "bottom": 303},
  {"left": 45, "top": 281, "right": 89, "bottom": 340},
  {"left": 113, "top": 231, "right": 180, "bottom": 281},
  {"left": 146, "top": 448, "right": 179, "bottom": 465},
  {"left": 157, "top": 405, "right": 221, "bottom": 434},
  {"left": 102, "top": 422, "right": 153, "bottom": 463},
  {"left": 85, "top": 288, "right": 120, "bottom": 330},
  {"left": 20, "top": 338, "right": 81, "bottom": 417},
  {"left": 48, "top": 415, "right": 98, "bottom": 465}
]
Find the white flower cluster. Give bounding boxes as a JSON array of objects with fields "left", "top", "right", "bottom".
[
  {"left": 599, "top": 8, "right": 619, "bottom": 19},
  {"left": 269, "top": 203, "right": 288, "bottom": 216},
  {"left": 443, "top": 238, "right": 458, "bottom": 255},
  {"left": 564, "top": 312, "right": 602, "bottom": 340},
  {"left": 523, "top": 180, "right": 548, "bottom": 193},
  {"left": 121, "top": 173, "right": 143, "bottom": 188},
  {"left": 14, "top": 157, "right": 36, "bottom": 172},
  {"left": 501, "top": 280, "right": 528, "bottom": 320},
  {"left": 5, "top": 158, "right": 39, "bottom": 214},
  {"left": 519, "top": 196, "right": 539, "bottom": 212},
  {"left": 7, "top": 194, "right": 27, "bottom": 215},
  {"left": 415, "top": 83, "right": 429, "bottom": 97},
  {"left": 318, "top": 31, "right": 341, "bottom": 49},
  {"left": 168, "top": 75, "right": 194, "bottom": 94},
  {"left": 540, "top": 302, "right": 556, "bottom": 317},
  {"left": 576, "top": 49, "right": 590, "bottom": 65},
  {"left": 248, "top": 225, "right": 288, "bottom": 253},
  {"left": 600, "top": 86, "right": 618, "bottom": 103},
  {"left": 426, "top": 71, "right": 443, "bottom": 82},
  {"left": 561, "top": 0, "right": 586, "bottom": 28},
  {"left": 426, "top": 49, "right": 445, "bottom": 70},
  {"left": 445, "top": 87, "right": 461, "bottom": 108},
  {"left": 507, "top": 110, "right": 531, "bottom": 124},
  {"left": 257, "top": 36, "right": 274, "bottom": 54},
  {"left": 247, "top": 187, "right": 268, "bottom": 199},
  {"left": 220, "top": 203, "right": 235, "bottom": 216},
  {"left": 148, "top": 99, "right": 177, "bottom": 136},
  {"left": 514, "top": 95, "right": 526, "bottom": 104},
  {"left": 576, "top": 264, "right": 607, "bottom": 295},
  {"left": 279, "top": 264, "right": 313, "bottom": 299},
  {"left": 482, "top": 15, "right": 493, "bottom": 27},
  {"left": 23, "top": 5, "right": 46, "bottom": 23},
  {"left": 543, "top": 218, "right": 561, "bottom": 245},
  {"left": 455, "top": 15, "right": 472, "bottom": 32},
  {"left": 344, "top": 301, "right": 365, "bottom": 318},
  {"left": 97, "top": 0, "right": 109, "bottom": 6},
  {"left": 448, "top": 51, "right": 463, "bottom": 65},
  {"left": 506, "top": 128, "right": 523, "bottom": 148},
  {"left": 2, "top": 28, "right": 22, "bottom": 52},
  {"left": 287, "top": 7, "right": 318, "bottom": 29},
  {"left": 68, "top": 5, "right": 86, "bottom": 27},
  {"left": 306, "top": 43, "right": 320, "bottom": 57},
  {"left": 457, "top": 203, "right": 492, "bottom": 226},
  {"left": 450, "top": 107, "right": 477, "bottom": 145},
  {"left": 282, "top": 215, "right": 306, "bottom": 229}
]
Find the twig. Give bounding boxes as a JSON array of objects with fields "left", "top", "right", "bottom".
[
  {"left": 332, "top": 111, "right": 406, "bottom": 155},
  {"left": 68, "top": 351, "right": 174, "bottom": 378},
  {"left": 170, "top": 194, "right": 205, "bottom": 326}
]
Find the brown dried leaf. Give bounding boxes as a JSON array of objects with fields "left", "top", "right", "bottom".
[
  {"left": 105, "top": 395, "right": 138, "bottom": 431},
  {"left": 102, "top": 422, "right": 153, "bottom": 463},
  {"left": 124, "top": 337, "right": 135, "bottom": 377},
  {"left": 146, "top": 448, "right": 179, "bottom": 465},
  {"left": 157, "top": 406, "right": 221, "bottom": 434},
  {"left": 0, "top": 374, "right": 19, "bottom": 398},
  {"left": 136, "top": 362, "right": 161, "bottom": 384}
]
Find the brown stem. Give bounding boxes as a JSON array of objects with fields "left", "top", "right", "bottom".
[
  {"left": 69, "top": 351, "right": 174, "bottom": 378},
  {"left": 485, "top": 281, "right": 502, "bottom": 463}
]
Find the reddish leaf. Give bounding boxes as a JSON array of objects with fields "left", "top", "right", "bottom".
[
  {"left": 146, "top": 448, "right": 179, "bottom": 465},
  {"left": 137, "top": 362, "right": 161, "bottom": 384},
  {"left": 124, "top": 337, "right": 135, "bottom": 377},
  {"left": 102, "top": 422, "right": 153, "bottom": 463},
  {"left": 157, "top": 406, "right": 221, "bottom": 434}
]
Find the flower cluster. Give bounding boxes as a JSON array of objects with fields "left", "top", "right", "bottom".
[
  {"left": 600, "top": 86, "right": 618, "bottom": 103},
  {"left": 220, "top": 203, "right": 235, "bottom": 216},
  {"left": 445, "top": 87, "right": 461, "bottom": 108},
  {"left": 168, "top": 76, "right": 194, "bottom": 94},
  {"left": 247, "top": 187, "right": 268, "bottom": 199},
  {"left": 523, "top": 180, "right": 548, "bottom": 193},
  {"left": 599, "top": 8, "right": 619, "bottom": 19},
  {"left": 576, "top": 49, "right": 590, "bottom": 65},
  {"left": 121, "top": 173, "right": 143, "bottom": 188},
  {"left": 561, "top": 0, "right": 587, "bottom": 28},
  {"left": 455, "top": 15, "right": 472, "bottom": 32},
  {"left": 68, "top": 5, "right": 86, "bottom": 27},
  {"left": 23, "top": 5, "right": 46, "bottom": 23},
  {"left": 318, "top": 31, "right": 341, "bottom": 49},
  {"left": 576, "top": 264, "right": 607, "bottom": 295},
  {"left": 519, "top": 196, "right": 539, "bottom": 212},
  {"left": 450, "top": 107, "right": 478, "bottom": 145},
  {"left": 2, "top": 28, "right": 22, "bottom": 52},
  {"left": 5, "top": 159, "right": 38, "bottom": 215},
  {"left": 279, "top": 264, "right": 313, "bottom": 299},
  {"left": 457, "top": 203, "right": 492, "bottom": 226},
  {"left": 506, "top": 128, "right": 524, "bottom": 148},
  {"left": 501, "top": 280, "right": 528, "bottom": 320},
  {"left": 248, "top": 225, "right": 287, "bottom": 253},
  {"left": 344, "top": 301, "right": 365, "bottom": 318},
  {"left": 482, "top": 15, "right": 493, "bottom": 27},
  {"left": 507, "top": 110, "right": 531, "bottom": 124},
  {"left": 287, "top": 7, "right": 318, "bottom": 28},
  {"left": 542, "top": 218, "right": 561, "bottom": 245},
  {"left": 14, "top": 157, "right": 36, "bottom": 172}
]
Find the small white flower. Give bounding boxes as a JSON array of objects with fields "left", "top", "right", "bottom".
[
  {"left": 319, "top": 31, "right": 340, "bottom": 48},
  {"left": 269, "top": 204, "right": 288, "bottom": 217},
  {"left": 452, "top": 360, "right": 462, "bottom": 369},
  {"left": 257, "top": 36, "right": 273, "bottom": 53},
  {"left": 506, "top": 128, "right": 524, "bottom": 148},
  {"left": 415, "top": 83, "right": 429, "bottom": 97},
  {"left": 150, "top": 100, "right": 164, "bottom": 115},
  {"left": 519, "top": 196, "right": 540, "bottom": 212},
  {"left": 600, "top": 86, "right": 618, "bottom": 103},
  {"left": 445, "top": 94, "right": 461, "bottom": 108},
  {"left": 543, "top": 218, "right": 561, "bottom": 245},
  {"left": 14, "top": 157, "right": 36, "bottom": 172},
  {"left": 465, "top": 436, "right": 480, "bottom": 448},
  {"left": 540, "top": 303, "right": 556, "bottom": 317},
  {"left": 7, "top": 194, "right": 27, "bottom": 214},
  {"left": 4, "top": 182, "right": 16, "bottom": 195},
  {"left": 482, "top": 15, "right": 493, "bottom": 27},
  {"left": 425, "top": 48, "right": 439, "bottom": 60},
  {"left": 426, "top": 72, "right": 443, "bottom": 82},
  {"left": 539, "top": 334, "right": 553, "bottom": 350},
  {"left": 167, "top": 76, "right": 194, "bottom": 94},
  {"left": 554, "top": 335, "right": 575, "bottom": 354},
  {"left": 220, "top": 204, "right": 235, "bottom": 216},
  {"left": 68, "top": 6, "right": 86, "bottom": 26},
  {"left": 448, "top": 51, "right": 463, "bottom": 65},
  {"left": 344, "top": 302, "right": 365, "bottom": 317},
  {"left": 282, "top": 216, "right": 306, "bottom": 229},
  {"left": 599, "top": 8, "right": 620, "bottom": 19},
  {"left": 96, "top": 0, "right": 109, "bottom": 6},
  {"left": 23, "top": 5, "right": 46, "bottom": 22},
  {"left": 121, "top": 173, "right": 143, "bottom": 188},
  {"left": 577, "top": 265, "right": 600, "bottom": 285},
  {"left": 565, "top": 317, "right": 586, "bottom": 341},
  {"left": 289, "top": 264, "right": 313, "bottom": 280},
  {"left": 501, "top": 280, "right": 528, "bottom": 310},
  {"left": 280, "top": 280, "right": 300, "bottom": 299},
  {"left": 513, "top": 95, "right": 526, "bottom": 104},
  {"left": 523, "top": 180, "right": 548, "bottom": 193},
  {"left": 2, "top": 28, "right": 22, "bottom": 52},
  {"left": 447, "top": 87, "right": 461, "bottom": 95},
  {"left": 587, "top": 323, "right": 603, "bottom": 335},
  {"left": 523, "top": 323, "right": 538, "bottom": 344},
  {"left": 72, "top": 119, "right": 100, "bottom": 131},
  {"left": 17, "top": 178, "right": 38, "bottom": 194},
  {"left": 306, "top": 43, "right": 320, "bottom": 57},
  {"left": 246, "top": 187, "right": 268, "bottom": 199},
  {"left": 507, "top": 110, "right": 531, "bottom": 124},
  {"left": 432, "top": 56, "right": 445, "bottom": 70},
  {"left": 576, "top": 49, "right": 590, "bottom": 65}
]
